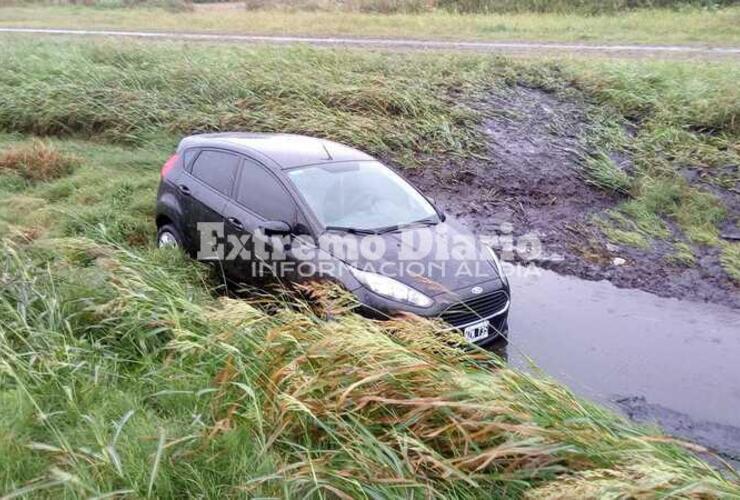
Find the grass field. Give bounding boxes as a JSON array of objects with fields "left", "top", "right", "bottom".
[
  {"left": 1, "top": 4, "right": 739, "bottom": 45},
  {"left": 1, "top": 133, "right": 739, "bottom": 496},
  {"left": 0, "top": 37, "right": 739, "bottom": 496}
]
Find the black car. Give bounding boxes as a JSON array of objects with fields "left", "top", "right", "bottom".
[{"left": 155, "top": 133, "right": 509, "bottom": 345}]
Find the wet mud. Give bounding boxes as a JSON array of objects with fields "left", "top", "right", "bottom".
[
  {"left": 617, "top": 396, "right": 740, "bottom": 467},
  {"left": 406, "top": 86, "right": 739, "bottom": 307}
]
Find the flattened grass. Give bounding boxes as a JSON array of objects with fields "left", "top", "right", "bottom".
[{"left": 1, "top": 236, "right": 738, "bottom": 497}]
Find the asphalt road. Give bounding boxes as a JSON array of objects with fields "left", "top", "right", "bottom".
[{"left": 1, "top": 27, "right": 739, "bottom": 59}]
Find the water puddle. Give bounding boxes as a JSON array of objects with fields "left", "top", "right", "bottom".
[{"left": 497, "top": 266, "right": 740, "bottom": 462}]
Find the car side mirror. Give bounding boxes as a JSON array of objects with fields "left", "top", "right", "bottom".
[{"left": 260, "top": 220, "right": 292, "bottom": 236}]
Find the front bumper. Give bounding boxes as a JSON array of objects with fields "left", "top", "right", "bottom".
[
  {"left": 439, "top": 298, "right": 510, "bottom": 345},
  {"left": 353, "top": 282, "right": 510, "bottom": 345}
]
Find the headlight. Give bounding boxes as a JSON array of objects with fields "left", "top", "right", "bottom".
[
  {"left": 350, "top": 267, "right": 433, "bottom": 308},
  {"left": 486, "top": 246, "right": 508, "bottom": 284}
]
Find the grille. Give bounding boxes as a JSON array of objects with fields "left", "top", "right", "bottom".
[{"left": 439, "top": 290, "right": 509, "bottom": 327}]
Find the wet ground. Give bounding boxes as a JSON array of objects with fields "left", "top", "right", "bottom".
[
  {"left": 495, "top": 265, "right": 740, "bottom": 465},
  {"left": 404, "top": 85, "right": 740, "bottom": 467},
  {"left": 407, "top": 85, "right": 740, "bottom": 308}
]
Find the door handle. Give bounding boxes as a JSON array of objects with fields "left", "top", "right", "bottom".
[
  {"left": 227, "top": 217, "right": 244, "bottom": 230},
  {"left": 178, "top": 184, "right": 191, "bottom": 196}
]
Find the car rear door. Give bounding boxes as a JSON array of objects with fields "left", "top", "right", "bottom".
[
  {"left": 179, "top": 149, "right": 241, "bottom": 261},
  {"left": 223, "top": 158, "right": 304, "bottom": 284}
]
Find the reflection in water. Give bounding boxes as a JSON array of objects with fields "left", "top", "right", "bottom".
[{"left": 486, "top": 265, "right": 740, "bottom": 460}]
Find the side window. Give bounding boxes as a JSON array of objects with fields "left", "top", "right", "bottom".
[
  {"left": 236, "top": 160, "right": 295, "bottom": 223},
  {"left": 190, "top": 150, "right": 240, "bottom": 196}
]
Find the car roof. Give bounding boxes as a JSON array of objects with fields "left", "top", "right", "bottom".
[{"left": 178, "top": 132, "right": 374, "bottom": 169}]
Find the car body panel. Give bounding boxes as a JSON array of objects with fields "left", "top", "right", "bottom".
[{"left": 320, "top": 218, "right": 501, "bottom": 299}]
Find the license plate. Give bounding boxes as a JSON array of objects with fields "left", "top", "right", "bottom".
[{"left": 464, "top": 320, "right": 489, "bottom": 342}]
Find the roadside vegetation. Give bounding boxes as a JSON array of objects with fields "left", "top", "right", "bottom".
[
  {"left": 1, "top": 3, "right": 739, "bottom": 45},
  {"left": 1, "top": 134, "right": 739, "bottom": 497},
  {"left": 1, "top": 37, "right": 737, "bottom": 283},
  {"left": 0, "top": 37, "right": 739, "bottom": 495},
  {"left": 5, "top": 0, "right": 737, "bottom": 14},
  {"left": 560, "top": 59, "right": 740, "bottom": 281},
  {"left": 240, "top": 0, "right": 738, "bottom": 13}
]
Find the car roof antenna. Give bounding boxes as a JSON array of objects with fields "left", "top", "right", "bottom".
[{"left": 321, "top": 142, "right": 333, "bottom": 160}]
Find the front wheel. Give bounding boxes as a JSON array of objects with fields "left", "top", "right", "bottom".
[{"left": 157, "top": 224, "right": 183, "bottom": 249}]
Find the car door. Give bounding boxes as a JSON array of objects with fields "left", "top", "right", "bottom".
[
  {"left": 223, "top": 157, "right": 304, "bottom": 285},
  {"left": 180, "top": 149, "right": 241, "bottom": 261}
]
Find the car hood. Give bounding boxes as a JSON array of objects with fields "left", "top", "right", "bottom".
[{"left": 325, "top": 218, "right": 502, "bottom": 299}]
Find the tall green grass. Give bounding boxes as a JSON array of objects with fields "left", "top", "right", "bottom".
[
  {"left": 0, "top": 38, "right": 488, "bottom": 164},
  {"left": 2, "top": 235, "right": 738, "bottom": 497}
]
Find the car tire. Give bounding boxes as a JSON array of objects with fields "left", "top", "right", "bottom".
[{"left": 157, "top": 223, "right": 183, "bottom": 249}]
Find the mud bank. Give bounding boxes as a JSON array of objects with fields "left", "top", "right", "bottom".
[
  {"left": 499, "top": 265, "right": 740, "bottom": 465},
  {"left": 407, "top": 86, "right": 739, "bottom": 308}
]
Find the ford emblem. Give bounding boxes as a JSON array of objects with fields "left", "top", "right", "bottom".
[{"left": 471, "top": 286, "right": 483, "bottom": 295}]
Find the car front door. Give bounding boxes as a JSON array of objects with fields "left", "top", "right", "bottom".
[
  {"left": 180, "top": 149, "right": 241, "bottom": 261},
  {"left": 223, "top": 157, "right": 305, "bottom": 285}
]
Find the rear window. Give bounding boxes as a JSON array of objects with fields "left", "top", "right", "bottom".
[{"left": 190, "top": 150, "right": 240, "bottom": 195}]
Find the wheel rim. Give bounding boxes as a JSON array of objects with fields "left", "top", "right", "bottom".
[{"left": 158, "top": 231, "right": 178, "bottom": 248}]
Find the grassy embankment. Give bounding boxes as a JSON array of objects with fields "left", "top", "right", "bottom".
[
  {"left": 1, "top": 37, "right": 738, "bottom": 278},
  {"left": 0, "top": 38, "right": 739, "bottom": 496},
  {"left": 0, "top": 3, "right": 739, "bottom": 45}
]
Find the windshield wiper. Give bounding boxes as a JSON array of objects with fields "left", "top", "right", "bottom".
[
  {"left": 324, "top": 226, "right": 379, "bottom": 235},
  {"left": 395, "top": 216, "right": 440, "bottom": 231},
  {"left": 324, "top": 219, "right": 435, "bottom": 235},
  {"left": 372, "top": 224, "right": 401, "bottom": 234},
  {"left": 366, "top": 220, "right": 435, "bottom": 234},
  {"left": 412, "top": 216, "right": 440, "bottom": 226}
]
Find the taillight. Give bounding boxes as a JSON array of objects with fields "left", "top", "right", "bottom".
[{"left": 161, "top": 154, "right": 179, "bottom": 178}]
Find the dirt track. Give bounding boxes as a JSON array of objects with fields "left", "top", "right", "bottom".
[{"left": 1, "top": 27, "right": 739, "bottom": 59}]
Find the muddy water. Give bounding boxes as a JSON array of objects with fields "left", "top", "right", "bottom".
[{"left": 499, "top": 265, "right": 740, "bottom": 462}]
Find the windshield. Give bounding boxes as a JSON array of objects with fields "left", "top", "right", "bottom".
[{"left": 287, "top": 161, "right": 438, "bottom": 231}]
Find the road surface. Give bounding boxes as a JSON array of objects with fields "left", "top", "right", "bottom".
[{"left": 1, "top": 27, "right": 739, "bottom": 59}]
